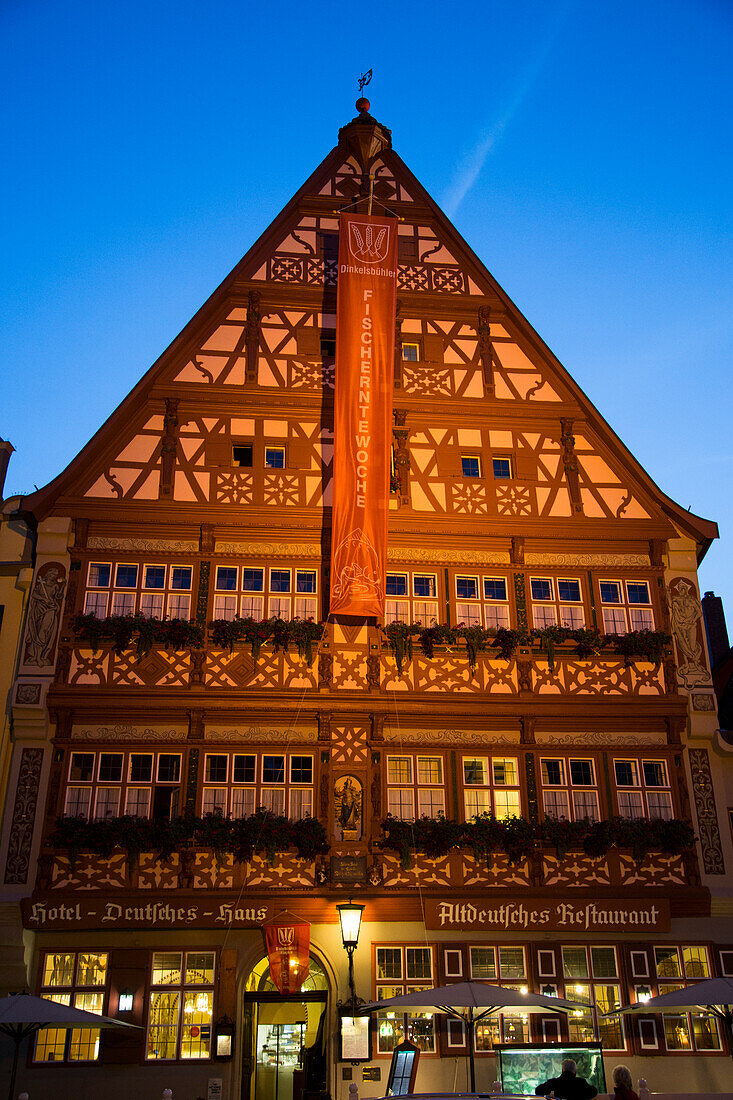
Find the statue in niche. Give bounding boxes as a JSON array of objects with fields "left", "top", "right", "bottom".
[
  {"left": 334, "top": 775, "right": 363, "bottom": 841},
  {"left": 669, "top": 578, "right": 710, "bottom": 689},
  {"left": 23, "top": 562, "right": 67, "bottom": 667}
]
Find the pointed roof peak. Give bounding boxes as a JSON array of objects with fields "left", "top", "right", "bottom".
[{"left": 338, "top": 96, "right": 392, "bottom": 169}]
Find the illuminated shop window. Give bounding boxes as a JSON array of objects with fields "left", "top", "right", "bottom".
[
  {"left": 375, "top": 945, "right": 434, "bottom": 1053},
  {"left": 562, "top": 945, "right": 624, "bottom": 1050},
  {"left": 147, "top": 951, "right": 215, "bottom": 1061},
  {"left": 34, "top": 952, "right": 108, "bottom": 1063},
  {"left": 468, "top": 947, "right": 528, "bottom": 1046}
]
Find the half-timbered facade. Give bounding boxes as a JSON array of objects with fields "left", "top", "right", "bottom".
[{"left": 1, "top": 99, "right": 731, "bottom": 1099}]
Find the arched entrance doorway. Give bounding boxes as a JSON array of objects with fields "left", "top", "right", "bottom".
[{"left": 242, "top": 954, "right": 329, "bottom": 1100}]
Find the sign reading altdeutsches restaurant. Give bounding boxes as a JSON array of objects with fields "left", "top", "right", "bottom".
[{"left": 425, "top": 899, "right": 670, "bottom": 932}]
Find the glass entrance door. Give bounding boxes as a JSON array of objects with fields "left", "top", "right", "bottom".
[{"left": 254, "top": 1000, "right": 325, "bottom": 1100}]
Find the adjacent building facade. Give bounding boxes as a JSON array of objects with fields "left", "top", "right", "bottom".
[{"left": 1, "top": 101, "right": 732, "bottom": 1100}]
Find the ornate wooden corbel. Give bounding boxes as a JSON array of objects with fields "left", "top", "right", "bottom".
[
  {"left": 560, "top": 417, "right": 584, "bottom": 514},
  {"left": 158, "top": 397, "right": 180, "bottom": 499},
  {"left": 392, "top": 416, "right": 410, "bottom": 506},
  {"left": 245, "top": 290, "right": 261, "bottom": 384},
  {"left": 477, "top": 306, "right": 495, "bottom": 394},
  {"left": 393, "top": 299, "right": 403, "bottom": 389}
]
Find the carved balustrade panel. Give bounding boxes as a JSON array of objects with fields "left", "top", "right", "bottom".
[
  {"left": 460, "top": 854, "right": 531, "bottom": 888},
  {"left": 542, "top": 853, "right": 612, "bottom": 888},
  {"left": 381, "top": 854, "right": 453, "bottom": 889},
  {"left": 51, "top": 853, "right": 127, "bottom": 890},
  {"left": 244, "top": 854, "right": 316, "bottom": 889},
  {"left": 137, "top": 853, "right": 180, "bottom": 890},
  {"left": 193, "top": 852, "right": 235, "bottom": 890},
  {"left": 617, "top": 853, "right": 687, "bottom": 886}
]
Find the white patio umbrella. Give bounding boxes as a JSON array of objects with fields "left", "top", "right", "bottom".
[
  {"left": 361, "top": 981, "right": 584, "bottom": 1092},
  {"left": 0, "top": 992, "right": 140, "bottom": 1100},
  {"left": 607, "top": 976, "right": 733, "bottom": 1058}
]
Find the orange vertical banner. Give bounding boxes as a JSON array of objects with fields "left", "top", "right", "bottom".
[{"left": 330, "top": 213, "right": 398, "bottom": 617}]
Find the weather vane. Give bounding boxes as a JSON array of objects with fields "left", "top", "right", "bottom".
[{"left": 358, "top": 69, "right": 372, "bottom": 95}]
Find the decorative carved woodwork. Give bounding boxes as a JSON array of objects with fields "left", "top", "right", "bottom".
[
  {"left": 4, "top": 747, "right": 43, "bottom": 884},
  {"left": 477, "top": 305, "right": 495, "bottom": 394},
  {"left": 158, "top": 397, "right": 180, "bottom": 499},
  {"left": 510, "top": 537, "right": 524, "bottom": 565},
  {"left": 245, "top": 290, "right": 261, "bottom": 383},
  {"left": 22, "top": 562, "right": 67, "bottom": 668},
  {"left": 560, "top": 417, "right": 584, "bottom": 514},
  {"left": 688, "top": 748, "right": 725, "bottom": 874}
]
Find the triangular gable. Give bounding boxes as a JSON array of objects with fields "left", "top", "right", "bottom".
[{"left": 17, "top": 107, "right": 717, "bottom": 556}]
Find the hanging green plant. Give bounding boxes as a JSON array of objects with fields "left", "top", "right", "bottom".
[
  {"left": 455, "top": 624, "right": 488, "bottom": 675},
  {"left": 605, "top": 630, "right": 672, "bottom": 667},
  {"left": 417, "top": 622, "right": 456, "bottom": 658},
  {"left": 72, "top": 613, "right": 204, "bottom": 658},
  {"left": 48, "top": 811, "right": 329, "bottom": 867},
  {"left": 383, "top": 621, "right": 420, "bottom": 674},
  {"left": 489, "top": 627, "right": 527, "bottom": 661}
]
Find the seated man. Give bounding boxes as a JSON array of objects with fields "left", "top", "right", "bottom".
[{"left": 535, "top": 1058, "right": 598, "bottom": 1100}]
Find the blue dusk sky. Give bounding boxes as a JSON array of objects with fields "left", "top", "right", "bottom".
[{"left": 2, "top": 0, "right": 731, "bottom": 616}]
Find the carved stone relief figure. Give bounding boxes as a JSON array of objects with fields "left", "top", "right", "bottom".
[
  {"left": 334, "top": 775, "right": 363, "bottom": 841},
  {"left": 668, "top": 578, "right": 711, "bottom": 689},
  {"left": 23, "top": 562, "right": 67, "bottom": 667}
]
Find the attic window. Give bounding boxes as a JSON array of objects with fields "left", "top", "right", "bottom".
[
  {"left": 232, "top": 444, "right": 253, "bottom": 468},
  {"left": 318, "top": 231, "right": 339, "bottom": 261},
  {"left": 321, "top": 331, "right": 336, "bottom": 358},
  {"left": 492, "top": 457, "right": 512, "bottom": 480},
  {"left": 402, "top": 342, "right": 420, "bottom": 362}
]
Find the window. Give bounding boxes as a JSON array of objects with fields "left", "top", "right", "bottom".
[
  {"left": 652, "top": 946, "right": 720, "bottom": 1051},
  {"left": 265, "top": 445, "right": 285, "bottom": 469},
  {"left": 540, "top": 757, "right": 600, "bottom": 821},
  {"left": 402, "top": 342, "right": 420, "bottom": 362},
  {"left": 83, "top": 561, "right": 193, "bottom": 620},
  {"left": 375, "top": 945, "right": 435, "bottom": 1053},
  {"left": 482, "top": 577, "right": 511, "bottom": 629},
  {"left": 530, "top": 576, "right": 585, "bottom": 630},
  {"left": 386, "top": 754, "right": 445, "bottom": 820},
  {"left": 467, "top": 946, "right": 528, "bottom": 1046},
  {"left": 455, "top": 574, "right": 481, "bottom": 627},
  {"left": 562, "top": 946, "right": 624, "bottom": 1050},
  {"left": 461, "top": 455, "right": 482, "bottom": 478},
  {"left": 212, "top": 564, "right": 318, "bottom": 620},
  {"left": 614, "top": 758, "right": 673, "bottom": 820},
  {"left": 462, "top": 756, "right": 521, "bottom": 820},
  {"left": 147, "top": 952, "right": 215, "bottom": 1061},
  {"left": 64, "top": 751, "right": 181, "bottom": 821},
  {"left": 201, "top": 751, "right": 313, "bottom": 820},
  {"left": 34, "top": 952, "right": 108, "bottom": 1062},
  {"left": 385, "top": 571, "right": 439, "bottom": 625},
  {"left": 600, "top": 579, "right": 654, "bottom": 634},
  {"left": 492, "top": 456, "right": 512, "bottom": 480},
  {"left": 232, "top": 443, "right": 253, "bottom": 467}
]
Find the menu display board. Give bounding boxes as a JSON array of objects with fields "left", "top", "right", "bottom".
[
  {"left": 339, "top": 1015, "right": 371, "bottom": 1062},
  {"left": 386, "top": 1040, "right": 420, "bottom": 1096}
]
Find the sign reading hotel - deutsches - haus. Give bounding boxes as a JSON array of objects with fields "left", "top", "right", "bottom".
[
  {"left": 22, "top": 897, "right": 272, "bottom": 930},
  {"left": 425, "top": 899, "right": 670, "bottom": 933}
]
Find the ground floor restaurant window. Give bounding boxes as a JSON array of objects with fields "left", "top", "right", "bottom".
[
  {"left": 34, "top": 951, "right": 108, "bottom": 1062},
  {"left": 561, "top": 946, "right": 624, "bottom": 1050},
  {"left": 374, "top": 945, "right": 435, "bottom": 1052},
  {"left": 651, "top": 945, "right": 721, "bottom": 1051},
  {"left": 147, "top": 951, "right": 215, "bottom": 1060}
]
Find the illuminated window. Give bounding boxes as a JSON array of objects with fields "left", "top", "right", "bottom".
[
  {"left": 265, "top": 446, "right": 285, "bottom": 469},
  {"left": 34, "top": 952, "right": 108, "bottom": 1063},
  {"left": 562, "top": 946, "right": 624, "bottom": 1050},
  {"left": 462, "top": 756, "right": 521, "bottom": 820},
  {"left": 385, "top": 571, "right": 439, "bottom": 625},
  {"left": 147, "top": 951, "right": 215, "bottom": 1061},
  {"left": 461, "top": 455, "right": 482, "bottom": 478},
  {"left": 83, "top": 561, "right": 193, "bottom": 620},
  {"left": 386, "top": 754, "right": 445, "bottom": 821},
  {"left": 201, "top": 752, "right": 313, "bottom": 820},
  {"left": 530, "top": 576, "right": 585, "bottom": 629},
  {"left": 540, "top": 757, "right": 599, "bottom": 821},
  {"left": 375, "top": 945, "right": 434, "bottom": 1053},
  {"left": 63, "top": 751, "right": 181, "bottom": 821}
]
